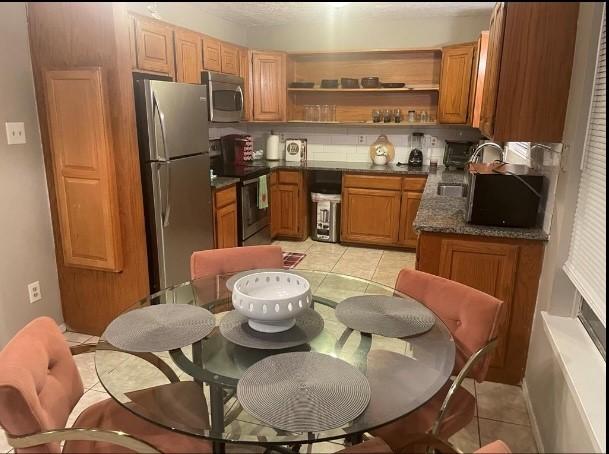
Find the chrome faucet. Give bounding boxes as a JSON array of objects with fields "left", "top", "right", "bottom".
[{"left": 469, "top": 142, "right": 505, "bottom": 164}]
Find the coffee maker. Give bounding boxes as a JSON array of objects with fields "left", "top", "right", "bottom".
[
  {"left": 408, "top": 132, "right": 424, "bottom": 167},
  {"left": 220, "top": 134, "right": 253, "bottom": 165}
]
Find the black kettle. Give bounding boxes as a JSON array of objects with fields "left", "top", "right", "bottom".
[{"left": 408, "top": 148, "right": 423, "bottom": 167}]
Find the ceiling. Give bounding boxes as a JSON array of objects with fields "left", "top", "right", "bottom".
[{"left": 196, "top": 2, "right": 495, "bottom": 27}]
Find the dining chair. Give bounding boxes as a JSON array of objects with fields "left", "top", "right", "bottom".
[
  {"left": 190, "top": 245, "right": 284, "bottom": 279},
  {"left": 338, "top": 434, "right": 511, "bottom": 453},
  {"left": 372, "top": 268, "right": 504, "bottom": 453},
  {"left": 0, "top": 317, "right": 213, "bottom": 454}
]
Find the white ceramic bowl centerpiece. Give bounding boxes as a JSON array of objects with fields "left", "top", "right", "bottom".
[{"left": 232, "top": 271, "right": 312, "bottom": 333}]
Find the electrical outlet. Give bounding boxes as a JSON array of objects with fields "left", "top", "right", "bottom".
[
  {"left": 28, "top": 281, "right": 42, "bottom": 304},
  {"left": 357, "top": 135, "right": 366, "bottom": 145},
  {"left": 429, "top": 136, "right": 438, "bottom": 147},
  {"left": 5, "top": 122, "right": 26, "bottom": 145},
  {"left": 278, "top": 133, "right": 285, "bottom": 142}
]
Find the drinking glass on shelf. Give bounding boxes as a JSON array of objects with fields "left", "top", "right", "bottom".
[
  {"left": 383, "top": 108, "right": 392, "bottom": 123},
  {"left": 420, "top": 111, "right": 429, "bottom": 123},
  {"left": 372, "top": 109, "right": 382, "bottom": 123},
  {"left": 312, "top": 105, "right": 321, "bottom": 122},
  {"left": 393, "top": 108, "right": 402, "bottom": 123},
  {"left": 407, "top": 110, "right": 416, "bottom": 122},
  {"left": 304, "top": 105, "right": 312, "bottom": 122},
  {"left": 329, "top": 105, "right": 336, "bottom": 122},
  {"left": 320, "top": 104, "right": 330, "bottom": 122}
]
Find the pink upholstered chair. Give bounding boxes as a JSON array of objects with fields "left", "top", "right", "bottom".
[
  {"left": 190, "top": 245, "right": 284, "bottom": 280},
  {"left": 338, "top": 435, "right": 511, "bottom": 453},
  {"left": 371, "top": 269, "right": 504, "bottom": 453},
  {"left": 0, "top": 317, "right": 212, "bottom": 453}
]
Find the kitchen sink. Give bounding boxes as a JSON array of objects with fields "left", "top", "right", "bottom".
[{"left": 437, "top": 183, "right": 467, "bottom": 197}]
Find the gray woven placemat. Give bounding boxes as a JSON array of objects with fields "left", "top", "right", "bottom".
[
  {"left": 336, "top": 295, "right": 435, "bottom": 338},
  {"left": 220, "top": 308, "right": 323, "bottom": 350},
  {"left": 104, "top": 304, "right": 215, "bottom": 352},
  {"left": 225, "top": 268, "right": 299, "bottom": 291},
  {"left": 237, "top": 352, "right": 370, "bottom": 432}
]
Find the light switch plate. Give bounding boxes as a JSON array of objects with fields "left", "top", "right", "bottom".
[{"left": 5, "top": 122, "right": 26, "bottom": 145}]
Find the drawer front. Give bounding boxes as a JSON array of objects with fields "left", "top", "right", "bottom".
[
  {"left": 402, "top": 176, "right": 428, "bottom": 192},
  {"left": 278, "top": 170, "right": 301, "bottom": 185},
  {"left": 269, "top": 171, "right": 278, "bottom": 185},
  {"left": 343, "top": 173, "right": 402, "bottom": 191},
  {"left": 215, "top": 185, "right": 237, "bottom": 208}
]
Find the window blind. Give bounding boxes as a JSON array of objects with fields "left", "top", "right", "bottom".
[{"left": 564, "top": 8, "right": 606, "bottom": 325}]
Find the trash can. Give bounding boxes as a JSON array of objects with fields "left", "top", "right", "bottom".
[{"left": 311, "top": 191, "right": 341, "bottom": 243}]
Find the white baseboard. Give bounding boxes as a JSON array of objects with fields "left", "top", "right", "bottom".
[
  {"left": 522, "top": 378, "right": 545, "bottom": 453},
  {"left": 58, "top": 322, "right": 67, "bottom": 333}
]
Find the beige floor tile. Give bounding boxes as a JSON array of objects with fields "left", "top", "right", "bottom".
[
  {"left": 303, "top": 441, "right": 344, "bottom": 453},
  {"left": 1, "top": 431, "right": 11, "bottom": 454},
  {"left": 479, "top": 418, "right": 538, "bottom": 453},
  {"left": 296, "top": 251, "right": 344, "bottom": 272},
  {"left": 476, "top": 381, "right": 531, "bottom": 426},
  {"left": 63, "top": 331, "right": 93, "bottom": 343},
  {"left": 332, "top": 254, "right": 382, "bottom": 280},
  {"left": 342, "top": 246, "right": 384, "bottom": 261},
  {"left": 370, "top": 267, "right": 399, "bottom": 288},
  {"left": 68, "top": 389, "right": 110, "bottom": 427},
  {"left": 307, "top": 241, "right": 348, "bottom": 255},
  {"left": 73, "top": 352, "right": 99, "bottom": 390},
  {"left": 273, "top": 238, "right": 314, "bottom": 253},
  {"left": 377, "top": 252, "right": 416, "bottom": 271},
  {"left": 449, "top": 417, "right": 481, "bottom": 453}
]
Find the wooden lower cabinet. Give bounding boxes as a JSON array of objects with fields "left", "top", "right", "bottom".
[
  {"left": 213, "top": 185, "right": 238, "bottom": 249},
  {"left": 399, "top": 191, "right": 422, "bottom": 247},
  {"left": 417, "top": 231, "right": 545, "bottom": 385},
  {"left": 270, "top": 170, "right": 307, "bottom": 240}
]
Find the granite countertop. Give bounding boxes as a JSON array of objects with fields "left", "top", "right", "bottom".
[
  {"left": 414, "top": 167, "right": 549, "bottom": 241},
  {"left": 210, "top": 176, "right": 240, "bottom": 190},
  {"left": 250, "top": 159, "right": 431, "bottom": 175}
]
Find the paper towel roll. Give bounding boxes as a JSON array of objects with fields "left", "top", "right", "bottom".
[{"left": 266, "top": 133, "right": 280, "bottom": 160}]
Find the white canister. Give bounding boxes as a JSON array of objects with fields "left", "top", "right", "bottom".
[{"left": 266, "top": 132, "right": 281, "bottom": 161}]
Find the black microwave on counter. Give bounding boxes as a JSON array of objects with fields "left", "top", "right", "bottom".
[{"left": 465, "top": 163, "right": 545, "bottom": 228}]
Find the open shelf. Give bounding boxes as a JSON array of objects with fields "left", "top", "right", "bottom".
[{"left": 287, "top": 86, "right": 439, "bottom": 93}]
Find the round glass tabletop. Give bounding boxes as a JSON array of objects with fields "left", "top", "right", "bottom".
[{"left": 95, "top": 270, "right": 455, "bottom": 447}]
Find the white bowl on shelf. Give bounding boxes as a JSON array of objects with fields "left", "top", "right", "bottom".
[{"left": 232, "top": 271, "right": 312, "bottom": 333}]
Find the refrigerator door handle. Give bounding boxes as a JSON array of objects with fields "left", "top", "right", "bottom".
[
  {"left": 163, "top": 161, "right": 171, "bottom": 227},
  {"left": 157, "top": 162, "right": 171, "bottom": 228},
  {"left": 152, "top": 90, "right": 169, "bottom": 162}
]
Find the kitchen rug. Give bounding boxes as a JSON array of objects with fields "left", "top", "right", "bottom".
[
  {"left": 282, "top": 252, "right": 306, "bottom": 269},
  {"left": 220, "top": 308, "right": 323, "bottom": 350},
  {"left": 237, "top": 351, "right": 370, "bottom": 433},
  {"left": 104, "top": 304, "right": 215, "bottom": 352},
  {"left": 336, "top": 295, "right": 435, "bottom": 338}
]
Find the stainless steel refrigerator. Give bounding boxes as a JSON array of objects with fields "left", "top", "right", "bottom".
[{"left": 134, "top": 78, "right": 214, "bottom": 293}]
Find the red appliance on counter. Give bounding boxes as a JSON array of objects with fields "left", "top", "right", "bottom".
[{"left": 220, "top": 134, "right": 253, "bottom": 165}]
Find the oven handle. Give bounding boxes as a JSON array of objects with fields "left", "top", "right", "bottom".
[{"left": 242, "top": 175, "right": 268, "bottom": 186}]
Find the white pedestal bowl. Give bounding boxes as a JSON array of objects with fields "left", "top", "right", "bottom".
[{"left": 232, "top": 271, "right": 312, "bottom": 333}]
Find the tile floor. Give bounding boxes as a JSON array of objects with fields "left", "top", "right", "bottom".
[{"left": 0, "top": 240, "right": 538, "bottom": 454}]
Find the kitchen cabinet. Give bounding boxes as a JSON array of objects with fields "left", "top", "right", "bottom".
[
  {"left": 213, "top": 185, "right": 238, "bottom": 249},
  {"left": 240, "top": 48, "right": 252, "bottom": 121},
  {"left": 417, "top": 231, "right": 545, "bottom": 385},
  {"left": 220, "top": 42, "right": 240, "bottom": 75},
  {"left": 174, "top": 28, "right": 202, "bottom": 84},
  {"left": 252, "top": 51, "right": 286, "bottom": 121},
  {"left": 479, "top": 2, "right": 579, "bottom": 142},
  {"left": 341, "top": 174, "right": 426, "bottom": 248},
  {"left": 438, "top": 43, "right": 476, "bottom": 124},
  {"left": 270, "top": 170, "right": 307, "bottom": 239},
  {"left": 132, "top": 14, "right": 175, "bottom": 77},
  {"left": 469, "top": 31, "right": 489, "bottom": 128},
  {"left": 202, "top": 36, "right": 222, "bottom": 72}
]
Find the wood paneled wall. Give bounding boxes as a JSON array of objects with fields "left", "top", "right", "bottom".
[{"left": 27, "top": 3, "right": 149, "bottom": 335}]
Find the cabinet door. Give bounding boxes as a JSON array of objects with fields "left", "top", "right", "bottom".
[
  {"left": 271, "top": 184, "right": 300, "bottom": 237},
  {"left": 479, "top": 2, "right": 506, "bottom": 137},
  {"left": 438, "top": 43, "right": 476, "bottom": 124},
  {"left": 44, "top": 68, "right": 122, "bottom": 272},
  {"left": 240, "top": 48, "right": 252, "bottom": 121},
  {"left": 251, "top": 51, "right": 286, "bottom": 121},
  {"left": 215, "top": 203, "right": 238, "bottom": 249},
  {"left": 341, "top": 188, "right": 401, "bottom": 245},
  {"left": 128, "top": 15, "right": 137, "bottom": 70},
  {"left": 439, "top": 239, "right": 519, "bottom": 370},
  {"left": 470, "top": 31, "right": 489, "bottom": 128},
  {"left": 399, "top": 191, "right": 422, "bottom": 248},
  {"left": 133, "top": 15, "right": 175, "bottom": 76},
  {"left": 220, "top": 42, "right": 239, "bottom": 75},
  {"left": 202, "top": 36, "right": 221, "bottom": 72},
  {"left": 174, "top": 29, "right": 202, "bottom": 84}
]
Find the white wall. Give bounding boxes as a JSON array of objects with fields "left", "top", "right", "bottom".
[
  {"left": 524, "top": 3, "right": 605, "bottom": 452},
  {"left": 127, "top": 2, "right": 247, "bottom": 46},
  {"left": 247, "top": 14, "right": 491, "bottom": 51},
  {"left": 0, "top": 2, "right": 63, "bottom": 347}
]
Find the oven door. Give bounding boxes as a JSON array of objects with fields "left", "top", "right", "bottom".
[
  {"left": 208, "top": 79, "right": 243, "bottom": 123},
  {"left": 241, "top": 177, "right": 269, "bottom": 241}
]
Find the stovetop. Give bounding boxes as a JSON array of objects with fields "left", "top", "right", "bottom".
[{"left": 215, "top": 163, "right": 270, "bottom": 181}]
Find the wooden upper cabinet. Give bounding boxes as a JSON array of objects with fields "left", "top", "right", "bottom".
[
  {"left": 43, "top": 68, "right": 122, "bottom": 272},
  {"left": 128, "top": 15, "right": 137, "bottom": 69},
  {"left": 480, "top": 2, "right": 579, "bottom": 142},
  {"left": 132, "top": 15, "right": 175, "bottom": 76},
  {"left": 438, "top": 43, "right": 476, "bottom": 124},
  {"left": 251, "top": 51, "right": 286, "bottom": 121},
  {"left": 174, "top": 29, "right": 202, "bottom": 84},
  {"left": 240, "top": 48, "right": 252, "bottom": 121},
  {"left": 470, "top": 31, "right": 489, "bottom": 129},
  {"left": 202, "top": 36, "right": 222, "bottom": 72},
  {"left": 220, "top": 42, "right": 239, "bottom": 75}
]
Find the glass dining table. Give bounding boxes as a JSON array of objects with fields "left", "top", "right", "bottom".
[{"left": 95, "top": 270, "right": 456, "bottom": 454}]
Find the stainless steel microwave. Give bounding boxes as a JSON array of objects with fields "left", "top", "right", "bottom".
[{"left": 202, "top": 71, "right": 244, "bottom": 123}]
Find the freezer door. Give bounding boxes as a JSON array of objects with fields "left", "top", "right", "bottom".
[
  {"left": 140, "top": 80, "right": 209, "bottom": 161},
  {"left": 148, "top": 154, "right": 213, "bottom": 291}
]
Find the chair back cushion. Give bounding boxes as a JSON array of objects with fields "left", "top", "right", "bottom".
[
  {"left": 395, "top": 269, "right": 504, "bottom": 381},
  {"left": 0, "top": 317, "right": 84, "bottom": 453},
  {"left": 190, "top": 245, "right": 284, "bottom": 280}
]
